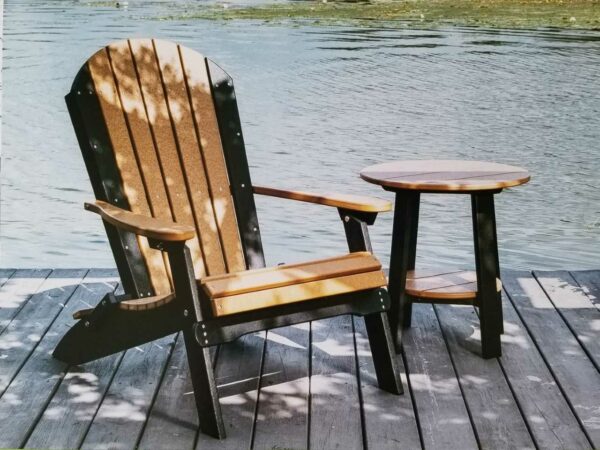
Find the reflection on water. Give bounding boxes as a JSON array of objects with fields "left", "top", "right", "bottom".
[{"left": 2, "top": 1, "right": 600, "bottom": 270}]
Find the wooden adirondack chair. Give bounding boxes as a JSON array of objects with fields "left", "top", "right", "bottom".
[{"left": 53, "top": 39, "right": 402, "bottom": 439}]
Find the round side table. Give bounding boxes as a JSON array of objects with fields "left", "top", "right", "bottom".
[{"left": 360, "top": 160, "right": 530, "bottom": 359}]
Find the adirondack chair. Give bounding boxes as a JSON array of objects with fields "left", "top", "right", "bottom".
[{"left": 53, "top": 39, "right": 402, "bottom": 439}]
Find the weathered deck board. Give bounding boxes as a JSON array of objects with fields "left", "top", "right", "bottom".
[
  {"left": 0, "top": 269, "right": 87, "bottom": 395},
  {"left": 354, "top": 317, "right": 422, "bottom": 450},
  {"left": 0, "top": 268, "right": 51, "bottom": 334},
  {"left": 0, "top": 270, "right": 118, "bottom": 449},
  {"left": 310, "top": 315, "right": 362, "bottom": 450},
  {"left": 434, "top": 304, "right": 536, "bottom": 449},
  {"left": 496, "top": 286, "right": 592, "bottom": 449},
  {"left": 571, "top": 270, "right": 600, "bottom": 308},
  {"left": 503, "top": 270, "right": 600, "bottom": 448},
  {"left": 253, "top": 324, "right": 310, "bottom": 450},
  {"left": 80, "top": 332, "right": 177, "bottom": 450},
  {"left": 194, "top": 333, "right": 266, "bottom": 450},
  {"left": 137, "top": 332, "right": 199, "bottom": 450},
  {"left": 534, "top": 270, "right": 600, "bottom": 370},
  {"left": 0, "top": 268, "right": 598, "bottom": 449},
  {"left": 402, "top": 303, "right": 478, "bottom": 450}
]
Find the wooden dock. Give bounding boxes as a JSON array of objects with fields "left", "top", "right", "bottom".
[{"left": 0, "top": 267, "right": 599, "bottom": 449}]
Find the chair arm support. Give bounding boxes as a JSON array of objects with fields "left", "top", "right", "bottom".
[
  {"left": 339, "top": 209, "right": 375, "bottom": 253},
  {"left": 85, "top": 200, "right": 196, "bottom": 242},
  {"left": 253, "top": 185, "right": 392, "bottom": 213}
]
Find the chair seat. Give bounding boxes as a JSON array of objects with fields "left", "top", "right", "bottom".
[{"left": 200, "top": 252, "right": 387, "bottom": 316}]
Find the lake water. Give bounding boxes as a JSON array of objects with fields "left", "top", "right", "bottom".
[{"left": 2, "top": 0, "right": 600, "bottom": 271}]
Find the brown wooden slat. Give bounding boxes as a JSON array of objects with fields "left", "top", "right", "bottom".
[
  {"left": 153, "top": 39, "right": 227, "bottom": 276},
  {"left": 108, "top": 40, "right": 175, "bottom": 289},
  {"left": 406, "top": 269, "right": 501, "bottom": 300},
  {"left": 84, "top": 200, "right": 195, "bottom": 242},
  {"left": 88, "top": 47, "right": 171, "bottom": 295},
  {"left": 360, "top": 160, "right": 530, "bottom": 192},
  {"left": 211, "top": 270, "right": 387, "bottom": 316},
  {"left": 253, "top": 185, "right": 393, "bottom": 213},
  {"left": 181, "top": 45, "right": 245, "bottom": 273},
  {"left": 202, "top": 252, "right": 381, "bottom": 298},
  {"left": 130, "top": 38, "right": 207, "bottom": 280}
]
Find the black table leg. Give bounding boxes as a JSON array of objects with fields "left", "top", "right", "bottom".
[
  {"left": 388, "top": 191, "right": 420, "bottom": 351},
  {"left": 471, "top": 193, "right": 502, "bottom": 359}
]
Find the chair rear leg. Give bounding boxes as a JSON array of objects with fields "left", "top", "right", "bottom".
[
  {"left": 183, "top": 328, "right": 226, "bottom": 439},
  {"left": 364, "top": 312, "right": 403, "bottom": 394}
]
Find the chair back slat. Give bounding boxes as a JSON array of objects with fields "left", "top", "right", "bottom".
[
  {"left": 88, "top": 45, "right": 172, "bottom": 295},
  {"left": 75, "top": 39, "right": 249, "bottom": 294}
]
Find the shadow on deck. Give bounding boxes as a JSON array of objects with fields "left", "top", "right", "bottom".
[{"left": 0, "top": 268, "right": 598, "bottom": 449}]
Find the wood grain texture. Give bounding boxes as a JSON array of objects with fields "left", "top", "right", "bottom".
[
  {"left": 25, "top": 276, "right": 124, "bottom": 450},
  {"left": 402, "top": 303, "right": 478, "bottom": 450},
  {"left": 211, "top": 270, "right": 387, "bottom": 316},
  {"left": 570, "top": 270, "right": 600, "bottom": 308},
  {"left": 129, "top": 38, "right": 207, "bottom": 280},
  {"left": 253, "top": 185, "right": 392, "bottom": 213},
  {"left": 253, "top": 324, "right": 310, "bottom": 449},
  {"left": 137, "top": 333, "right": 199, "bottom": 450},
  {"left": 434, "top": 304, "right": 535, "bottom": 449},
  {"left": 202, "top": 251, "right": 380, "bottom": 298},
  {"left": 0, "top": 270, "right": 118, "bottom": 449},
  {"left": 3, "top": 269, "right": 599, "bottom": 448},
  {"left": 181, "top": 45, "right": 245, "bottom": 274},
  {"left": 361, "top": 160, "right": 530, "bottom": 192},
  {"left": 195, "top": 333, "right": 266, "bottom": 450},
  {"left": 80, "top": 333, "right": 177, "bottom": 450},
  {"left": 495, "top": 287, "right": 592, "bottom": 449},
  {"left": 153, "top": 39, "right": 228, "bottom": 277},
  {"left": 503, "top": 270, "right": 600, "bottom": 447},
  {"left": 0, "top": 269, "right": 87, "bottom": 396},
  {"left": 88, "top": 46, "right": 171, "bottom": 295},
  {"left": 0, "top": 268, "right": 51, "bottom": 334},
  {"left": 354, "top": 317, "right": 422, "bottom": 450},
  {"left": 85, "top": 200, "right": 195, "bottom": 242},
  {"left": 534, "top": 270, "right": 600, "bottom": 370},
  {"left": 406, "top": 269, "right": 501, "bottom": 300},
  {"left": 310, "top": 315, "right": 362, "bottom": 450}
]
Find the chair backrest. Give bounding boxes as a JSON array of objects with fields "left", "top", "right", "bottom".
[{"left": 66, "top": 39, "right": 265, "bottom": 297}]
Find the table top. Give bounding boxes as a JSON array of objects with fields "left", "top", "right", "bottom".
[{"left": 360, "top": 160, "right": 530, "bottom": 192}]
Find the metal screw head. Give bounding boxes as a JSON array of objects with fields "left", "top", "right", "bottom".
[
  {"left": 241, "top": 183, "right": 245, "bottom": 188},
  {"left": 253, "top": 227, "right": 258, "bottom": 232},
  {"left": 183, "top": 309, "right": 189, "bottom": 317},
  {"left": 84, "top": 321, "right": 90, "bottom": 327},
  {"left": 204, "top": 339, "right": 209, "bottom": 344},
  {"left": 202, "top": 324, "right": 206, "bottom": 329},
  {"left": 203, "top": 331, "right": 207, "bottom": 336},
  {"left": 344, "top": 216, "right": 350, "bottom": 222},
  {"left": 102, "top": 300, "right": 107, "bottom": 305}
]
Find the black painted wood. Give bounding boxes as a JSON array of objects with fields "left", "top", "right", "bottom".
[
  {"left": 471, "top": 193, "right": 502, "bottom": 358},
  {"left": 66, "top": 74, "right": 153, "bottom": 298},
  {"left": 207, "top": 59, "right": 265, "bottom": 271},
  {"left": 339, "top": 209, "right": 402, "bottom": 395},
  {"left": 387, "top": 192, "right": 420, "bottom": 349}
]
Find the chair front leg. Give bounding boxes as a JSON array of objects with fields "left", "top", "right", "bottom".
[
  {"left": 338, "top": 209, "right": 403, "bottom": 395},
  {"left": 154, "top": 240, "right": 227, "bottom": 439}
]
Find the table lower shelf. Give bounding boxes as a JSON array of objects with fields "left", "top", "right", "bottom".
[{"left": 404, "top": 269, "right": 502, "bottom": 303}]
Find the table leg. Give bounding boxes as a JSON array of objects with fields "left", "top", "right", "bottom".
[
  {"left": 388, "top": 191, "right": 420, "bottom": 351},
  {"left": 471, "top": 193, "right": 502, "bottom": 359}
]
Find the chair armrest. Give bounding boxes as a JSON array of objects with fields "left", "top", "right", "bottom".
[
  {"left": 253, "top": 185, "right": 392, "bottom": 213},
  {"left": 85, "top": 200, "right": 196, "bottom": 242}
]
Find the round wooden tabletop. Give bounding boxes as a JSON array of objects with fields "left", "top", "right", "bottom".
[{"left": 360, "top": 160, "right": 530, "bottom": 192}]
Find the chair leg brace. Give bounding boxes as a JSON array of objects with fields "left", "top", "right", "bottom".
[{"left": 338, "top": 208, "right": 403, "bottom": 395}]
